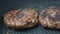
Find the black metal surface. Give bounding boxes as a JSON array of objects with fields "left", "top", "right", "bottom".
[{"left": 1, "top": 0, "right": 60, "bottom": 34}]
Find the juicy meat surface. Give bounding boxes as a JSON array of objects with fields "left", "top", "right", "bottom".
[
  {"left": 4, "top": 8, "right": 38, "bottom": 29},
  {"left": 39, "top": 6, "right": 60, "bottom": 29}
]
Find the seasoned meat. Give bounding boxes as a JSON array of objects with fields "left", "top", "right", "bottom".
[
  {"left": 4, "top": 8, "right": 38, "bottom": 29},
  {"left": 39, "top": 6, "right": 60, "bottom": 29}
]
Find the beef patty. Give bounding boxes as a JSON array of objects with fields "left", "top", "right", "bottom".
[
  {"left": 39, "top": 6, "right": 60, "bottom": 29},
  {"left": 4, "top": 8, "right": 38, "bottom": 29}
]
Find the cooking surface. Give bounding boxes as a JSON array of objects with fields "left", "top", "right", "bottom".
[{"left": 1, "top": 0, "right": 60, "bottom": 34}]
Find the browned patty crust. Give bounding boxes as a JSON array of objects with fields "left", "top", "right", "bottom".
[
  {"left": 39, "top": 6, "right": 60, "bottom": 29},
  {"left": 4, "top": 8, "right": 38, "bottom": 29}
]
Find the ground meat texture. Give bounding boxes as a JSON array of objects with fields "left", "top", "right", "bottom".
[
  {"left": 39, "top": 6, "right": 60, "bottom": 29},
  {"left": 4, "top": 8, "right": 38, "bottom": 29}
]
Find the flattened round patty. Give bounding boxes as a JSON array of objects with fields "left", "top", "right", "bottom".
[
  {"left": 4, "top": 8, "right": 38, "bottom": 29},
  {"left": 39, "top": 6, "right": 60, "bottom": 29}
]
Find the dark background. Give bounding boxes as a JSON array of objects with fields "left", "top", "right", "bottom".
[{"left": 0, "top": 0, "right": 60, "bottom": 34}]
